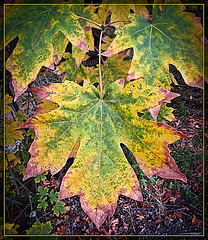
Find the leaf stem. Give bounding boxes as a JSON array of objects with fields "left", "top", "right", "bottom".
[
  {"left": 105, "top": 20, "right": 131, "bottom": 27},
  {"left": 99, "top": 30, "right": 103, "bottom": 99},
  {"left": 103, "top": 2, "right": 111, "bottom": 24},
  {"left": 77, "top": 15, "right": 102, "bottom": 28}
]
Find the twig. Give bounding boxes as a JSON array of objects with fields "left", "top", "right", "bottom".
[
  {"left": 34, "top": 180, "right": 38, "bottom": 192},
  {"left": 6, "top": 205, "right": 12, "bottom": 222},
  {"left": 28, "top": 193, "right": 33, "bottom": 212},
  {"left": 123, "top": 206, "right": 136, "bottom": 233},
  {"left": 30, "top": 91, "right": 36, "bottom": 112},
  {"left": 105, "top": 20, "right": 131, "bottom": 27},
  {"left": 94, "top": 46, "right": 108, "bottom": 66},
  {"left": 15, "top": 177, "right": 31, "bottom": 193},
  {"left": 77, "top": 15, "right": 101, "bottom": 28},
  {"left": 165, "top": 207, "right": 187, "bottom": 212},
  {"left": 139, "top": 226, "right": 146, "bottom": 234},
  {"left": 104, "top": 1, "right": 111, "bottom": 24},
  {"left": 11, "top": 199, "right": 14, "bottom": 221},
  {"left": 13, "top": 203, "right": 30, "bottom": 223},
  {"left": 10, "top": 109, "right": 16, "bottom": 121},
  {"left": 189, "top": 204, "right": 203, "bottom": 213},
  {"left": 5, "top": 153, "right": 19, "bottom": 195}
]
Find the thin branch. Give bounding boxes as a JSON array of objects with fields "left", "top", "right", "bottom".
[
  {"left": 104, "top": 2, "right": 111, "bottom": 25},
  {"left": 99, "top": 30, "right": 103, "bottom": 98},
  {"left": 15, "top": 177, "right": 31, "bottom": 193},
  {"left": 94, "top": 46, "right": 108, "bottom": 66},
  {"left": 77, "top": 15, "right": 102, "bottom": 28},
  {"left": 28, "top": 193, "right": 33, "bottom": 212},
  {"left": 5, "top": 153, "right": 19, "bottom": 195},
  {"left": 27, "top": 88, "right": 30, "bottom": 115},
  {"left": 105, "top": 20, "right": 131, "bottom": 27},
  {"left": 13, "top": 203, "right": 30, "bottom": 223},
  {"left": 123, "top": 206, "right": 136, "bottom": 233}
]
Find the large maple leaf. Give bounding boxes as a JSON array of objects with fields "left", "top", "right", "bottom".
[
  {"left": 5, "top": 5, "right": 88, "bottom": 100},
  {"left": 103, "top": 4, "right": 204, "bottom": 89},
  {"left": 21, "top": 80, "right": 186, "bottom": 228}
]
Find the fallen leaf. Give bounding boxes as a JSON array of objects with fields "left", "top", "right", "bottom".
[{"left": 192, "top": 215, "right": 200, "bottom": 226}]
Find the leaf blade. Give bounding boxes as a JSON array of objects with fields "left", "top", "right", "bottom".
[
  {"left": 103, "top": 5, "right": 204, "bottom": 89},
  {"left": 6, "top": 5, "right": 88, "bottom": 100},
  {"left": 22, "top": 80, "right": 186, "bottom": 228}
]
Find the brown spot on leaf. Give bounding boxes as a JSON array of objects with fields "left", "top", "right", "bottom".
[{"left": 84, "top": 25, "right": 91, "bottom": 32}]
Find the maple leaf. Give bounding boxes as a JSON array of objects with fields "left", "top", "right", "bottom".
[
  {"left": 88, "top": 50, "right": 132, "bottom": 91},
  {"left": 140, "top": 102, "right": 176, "bottom": 123},
  {"left": 53, "top": 201, "right": 66, "bottom": 216},
  {"left": 6, "top": 153, "right": 21, "bottom": 169},
  {"left": 78, "top": 6, "right": 98, "bottom": 49},
  {"left": 53, "top": 52, "right": 90, "bottom": 83},
  {"left": 21, "top": 80, "right": 186, "bottom": 228},
  {"left": 5, "top": 5, "right": 88, "bottom": 100},
  {"left": 37, "top": 186, "right": 48, "bottom": 198},
  {"left": 26, "top": 221, "right": 52, "bottom": 235},
  {"left": 103, "top": 4, "right": 204, "bottom": 89},
  {"left": 101, "top": 34, "right": 114, "bottom": 51},
  {"left": 52, "top": 31, "right": 69, "bottom": 65},
  {"left": 4, "top": 94, "right": 13, "bottom": 114},
  {"left": 72, "top": 4, "right": 101, "bottom": 65},
  {"left": 70, "top": 5, "right": 98, "bottom": 66},
  {"left": 98, "top": 1, "right": 150, "bottom": 28},
  {"left": 32, "top": 99, "right": 59, "bottom": 115},
  {"left": 148, "top": 89, "right": 180, "bottom": 121},
  {"left": 49, "top": 189, "right": 59, "bottom": 203},
  {"left": 72, "top": 46, "right": 90, "bottom": 68},
  {"left": 89, "top": 52, "right": 180, "bottom": 119},
  {"left": 5, "top": 110, "right": 27, "bottom": 146},
  {"left": 37, "top": 198, "right": 48, "bottom": 211}
]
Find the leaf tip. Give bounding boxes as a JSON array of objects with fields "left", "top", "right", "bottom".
[
  {"left": 80, "top": 198, "right": 117, "bottom": 229},
  {"left": 102, "top": 46, "right": 115, "bottom": 57},
  {"left": 77, "top": 40, "right": 88, "bottom": 52}
]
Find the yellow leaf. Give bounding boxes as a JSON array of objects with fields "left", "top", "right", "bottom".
[{"left": 22, "top": 80, "right": 186, "bottom": 228}]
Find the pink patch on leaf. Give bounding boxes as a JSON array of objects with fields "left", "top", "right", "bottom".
[
  {"left": 137, "top": 130, "right": 187, "bottom": 183},
  {"left": 188, "top": 75, "right": 203, "bottom": 89},
  {"left": 102, "top": 46, "right": 115, "bottom": 57},
  {"left": 118, "top": 78, "right": 125, "bottom": 85},
  {"left": 29, "top": 85, "right": 52, "bottom": 100},
  {"left": 148, "top": 88, "right": 180, "bottom": 121},
  {"left": 77, "top": 40, "right": 88, "bottom": 52}
]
